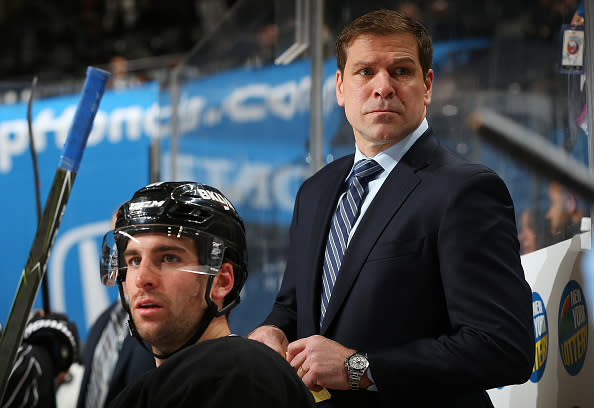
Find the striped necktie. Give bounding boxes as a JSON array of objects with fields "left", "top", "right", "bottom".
[{"left": 320, "top": 159, "right": 383, "bottom": 326}]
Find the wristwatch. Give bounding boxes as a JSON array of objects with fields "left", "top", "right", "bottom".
[{"left": 344, "top": 351, "right": 369, "bottom": 390}]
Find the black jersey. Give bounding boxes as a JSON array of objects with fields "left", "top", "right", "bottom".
[{"left": 109, "top": 336, "right": 314, "bottom": 408}]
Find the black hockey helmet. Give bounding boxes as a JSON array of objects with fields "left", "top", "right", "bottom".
[{"left": 100, "top": 181, "right": 247, "bottom": 310}]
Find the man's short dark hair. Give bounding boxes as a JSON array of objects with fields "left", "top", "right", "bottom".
[{"left": 336, "top": 9, "right": 433, "bottom": 78}]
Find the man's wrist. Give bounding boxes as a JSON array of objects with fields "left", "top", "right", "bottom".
[{"left": 344, "top": 351, "right": 370, "bottom": 390}]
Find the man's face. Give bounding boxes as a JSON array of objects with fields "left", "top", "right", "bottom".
[
  {"left": 546, "top": 182, "right": 571, "bottom": 238},
  {"left": 336, "top": 33, "right": 433, "bottom": 157},
  {"left": 518, "top": 210, "right": 537, "bottom": 254},
  {"left": 122, "top": 233, "right": 207, "bottom": 354}
]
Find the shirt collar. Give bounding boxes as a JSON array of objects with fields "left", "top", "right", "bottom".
[{"left": 352, "top": 117, "right": 428, "bottom": 177}]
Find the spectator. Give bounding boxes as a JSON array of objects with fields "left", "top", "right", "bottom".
[
  {"left": 108, "top": 56, "right": 142, "bottom": 89},
  {"left": 518, "top": 208, "right": 541, "bottom": 254},
  {"left": 545, "top": 180, "right": 587, "bottom": 245}
]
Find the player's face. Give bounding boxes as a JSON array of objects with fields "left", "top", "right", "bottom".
[
  {"left": 122, "top": 233, "right": 207, "bottom": 354},
  {"left": 336, "top": 33, "right": 433, "bottom": 157}
]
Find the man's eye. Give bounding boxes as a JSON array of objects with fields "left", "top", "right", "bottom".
[
  {"left": 394, "top": 67, "right": 409, "bottom": 76},
  {"left": 359, "top": 68, "right": 372, "bottom": 76},
  {"left": 127, "top": 257, "right": 141, "bottom": 267},
  {"left": 163, "top": 254, "right": 179, "bottom": 263}
]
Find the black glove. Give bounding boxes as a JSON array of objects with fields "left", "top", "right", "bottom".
[{"left": 22, "top": 311, "right": 80, "bottom": 374}]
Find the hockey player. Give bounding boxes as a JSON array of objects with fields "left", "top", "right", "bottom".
[{"left": 100, "top": 181, "right": 314, "bottom": 407}]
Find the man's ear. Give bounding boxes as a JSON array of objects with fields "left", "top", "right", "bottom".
[
  {"left": 210, "top": 262, "right": 234, "bottom": 303},
  {"left": 424, "top": 69, "right": 434, "bottom": 106},
  {"left": 336, "top": 69, "right": 345, "bottom": 107}
]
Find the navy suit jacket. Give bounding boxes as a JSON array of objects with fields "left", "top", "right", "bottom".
[
  {"left": 76, "top": 302, "right": 155, "bottom": 408},
  {"left": 263, "top": 129, "right": 534, "bottom": 407}
]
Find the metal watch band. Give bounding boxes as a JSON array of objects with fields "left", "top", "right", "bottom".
[{"left": 349, "top": 370, "right": 362, "bottom": 390}]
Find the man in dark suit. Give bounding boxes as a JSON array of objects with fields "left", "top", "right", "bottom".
[{"left": 249, "top": 9, "right": 534, "bottom": 407}]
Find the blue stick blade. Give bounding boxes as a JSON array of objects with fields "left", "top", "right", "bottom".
[{"left": 59, "top": 67, "right": 111, "bottom": 172}]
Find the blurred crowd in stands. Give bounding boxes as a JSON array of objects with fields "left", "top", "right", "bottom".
[{"left": 0, "top": 0, "right": 582, "bottom": 85}]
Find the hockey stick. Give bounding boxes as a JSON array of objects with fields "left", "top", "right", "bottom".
[{"left": 0, "top": 67, "right": 111, "bottom": 400}]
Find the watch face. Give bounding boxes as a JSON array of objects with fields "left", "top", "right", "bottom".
[{"left": 350, "top": 355, "right": 367, "bottom": 370}]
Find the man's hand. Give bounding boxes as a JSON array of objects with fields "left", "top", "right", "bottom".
[
  {"left": 248, "top": 325, "right": 289, "bottom": 357},
  {"left": 286, "top": 335, "right": 357, "bottom": 392}
]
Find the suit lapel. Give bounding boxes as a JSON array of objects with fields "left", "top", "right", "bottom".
[{"left": 319, "top": 129, "right": 436, "bottom": 335}]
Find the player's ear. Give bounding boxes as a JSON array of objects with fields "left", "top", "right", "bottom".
[{"left": 210, "top": 262, "right": 234, "bottom": 303}]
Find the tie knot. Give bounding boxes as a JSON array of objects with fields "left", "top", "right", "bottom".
[{"left": 352, "top": 159, "right": 383, "bottom": 182}]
